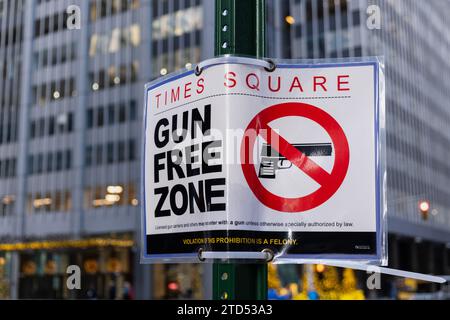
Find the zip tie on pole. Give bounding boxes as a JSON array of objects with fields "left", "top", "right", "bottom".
[
  {"left": 295, "top": 260, "right": 447, "bottom": 284},
  {"left": 198, "top": 250, "right": 274, "bottom": 262},
  {"left": 194, "top": 56, "right": 277, "bottom": 76}
]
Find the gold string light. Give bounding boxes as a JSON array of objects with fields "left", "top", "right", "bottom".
[{"left": 0, "top": 238, "right": 134, "bottom": 252}]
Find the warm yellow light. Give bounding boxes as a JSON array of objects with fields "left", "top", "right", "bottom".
[
  {"left": 316, "top": 264, "right": 325, "bottom": 273},
  {"left": 419, "top": 201, "right": 429, "bottom": 212},
  {"left": 0, "top": 257, "right": 5, "bottom": 265},
  {"left": 174, "top": 27, "right": 183, "bottom": 36},
  {"left": 105, "top": 194, "right": 120, "bottom": 202},
  {"left": 33, "top": 198, "right": 52, "bottom": 208},
  {"left": 185, "top": 62, "right": 193, "bottom": 70},
  {"left": 160, "top": 68, "right": 168, "bottom": 76},
  {"left": 279, "top": 287, "right": 289, "bottom": 296},
  {"left": 107, "top": 185, "right": 123, "bottom": 194},
  {"left": 0, "top": 238, "right": 134, "bottom": 252},
  {"left": 2, "top": 195, "right": 14, "bottom": 205},
  {"left": 285, "top": 15, "right": 295, "bottom": 25},
  {"left": 131, "top": 199, "right": 139, "bottom": 206},
  {"left": 93, "top": 199, "right": 113, "bottom": 207}
]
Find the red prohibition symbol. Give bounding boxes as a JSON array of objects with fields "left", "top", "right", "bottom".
[{"left": 240, "top": 102, "right": 350, "bottom": 212}]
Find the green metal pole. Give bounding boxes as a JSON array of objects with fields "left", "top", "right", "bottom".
[{"left": 213, "top": 0, "right": 268, "bottom": 300}]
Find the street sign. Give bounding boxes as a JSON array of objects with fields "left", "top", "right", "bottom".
[{"left": 142, "top": 56, "right": 385, "bottom": 264}]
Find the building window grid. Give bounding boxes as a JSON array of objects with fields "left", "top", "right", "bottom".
[
  {"left": 152, "top": 0, "right": 203, "bottom": 78},
  {"left": 90, "top": 0, "right": 140, "bottom": 22},
  {"left": 29, "top": 112, "right": 74, "bottom": 139},
  {"left": 84, "top": 182, "right": 138, "bottom": 209},
  {"left": 28, "top": 149, "right": 73, "bottom": 175},
  {"left": 85, "top": 139, "right": 137, "bottom": 167},
  {"left": 86, "top": 100, "right": 137, "bottom": 130},
  {"left": 32, "top": 77, "right": 76, "bottom": 106},
  {"left": 89, "top": 62, "right": 138, "bottom": 92},
  {"left": 33, "top": 42, "right": 77, "bottom": 69},
  {"left": 0, "top": 157, "right": 17, "bottom": 179}
]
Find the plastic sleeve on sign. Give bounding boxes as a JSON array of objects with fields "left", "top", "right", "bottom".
[{"left": 141, "top": 56, "right": 387, "bottom": 266}]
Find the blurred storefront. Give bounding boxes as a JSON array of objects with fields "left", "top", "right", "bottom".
[
  {"left": 152, "top": 264, "right": 204, "bottom": 300},
  {"left": 1, "top": 235, "right": 135, "bottom": 299},
  {"left": 267, "top": 235, "right": 450, "bottom": 300},
  {"left": 0, "top": 235, "right": 207, "bottom": 299},
  {"left": 0, "top": 252, "right": 12, "bottom": 299},
  {"left": 268, "top": 264, "right": 366, "bottom": 300},
  {"left": 18, "top": 247, "right": 133, "bottom": 299}
]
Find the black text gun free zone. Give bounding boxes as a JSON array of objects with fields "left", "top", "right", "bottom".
[{"left": 152, "top": 104, "right": 226, "bottom": 218}]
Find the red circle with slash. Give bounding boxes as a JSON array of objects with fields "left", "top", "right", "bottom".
[{"left": 240, "top": 102, "right": 350, "bottom": 212}]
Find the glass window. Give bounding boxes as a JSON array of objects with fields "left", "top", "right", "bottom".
[
  {"left": 108, "top": 104, "right": 115, "bottom": 125},
  {"left": 90, "top": 1, "right": 97, "bottom": 21},
  {"left": 28, "top": 155, "right": 34, "bottom": 175},
  {"left": 56, "top": 151, "right": 63, "bottom": 171},
  {"left": 11, "top": 158, "right": 16, "bottom": 177},
  {"left": 0, "top": 194, "right": 15, "bottom": 217},
  {"left": 352, "top": 11, "right": 360, "bottom": 26},
  {"left": 64, "top": 191, "right": 72, "bottom": 211},
  {"left": 128, "top": 183, "right": 137, "bottom": 206},
  {"left": 68, "top": 113, "right": 74, "bottom": 132},
  {"left": 47, "top": 153, "right": 53, "bottom": 172},
  {"left": 42, "top": 48, "right": 48, "bottom": 67},
  {"left": 39, "top": 118, "right": 45, "bottom": 137},
  {"left": 36, "top": 154, "right": 43, "bottom": 174},
  {"left": 97, "top": 107, "right": 104, "bottom": 127},
  {"left": 48, "top": 116, "right": 55, "bottom": 135},
  {"left": 85, "top": 146, "right": 93, "bottom": 167},
  {"left": 65, "top": 150, "right": 72, "bottom": 170},
  {"left": 30, "top": 121, "right": 36, "bottom": 138},
  {"left": 129, "top": 139, "right": 136, "bottom": 161},
  {"left": 119, "top": 104, "right": 126, "bottom": 123},
  {"left": 96, "top": 145, "right": 103, "bottom": 165},
  {"left": 54, "top": 191, "right": 62, "bottom": 212},
  {"left": 130, "top": 100, "right": 137, "bottom": 121},
  {"left": 118, "top": 141, "right": 125, "bottom": 162},
  {"left": 87, "top": 108, "right": 94, "bottom": 128},
  {"left": 107, "top": 143, "right": 114, "bottom": 164}
]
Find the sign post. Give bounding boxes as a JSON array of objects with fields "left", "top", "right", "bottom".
[{"left": 213, "top": 0, "right": 268, "bottom": 300}]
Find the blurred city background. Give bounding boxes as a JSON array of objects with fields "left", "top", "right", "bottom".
[{"left": 1, "top": 0, "right": 450, "bottom": 300}]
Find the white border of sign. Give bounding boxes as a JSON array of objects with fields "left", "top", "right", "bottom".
[{"left": 140, "top": 56, "right": 386, "bottom": 265}]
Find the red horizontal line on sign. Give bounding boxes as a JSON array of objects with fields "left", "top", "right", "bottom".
[{"left": 152, "top": 93, "right": 351, "bottom": 116}]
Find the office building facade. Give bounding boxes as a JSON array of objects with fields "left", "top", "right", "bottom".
[{"left": 0, "top": 0, "right": 214, "bottom": 299}]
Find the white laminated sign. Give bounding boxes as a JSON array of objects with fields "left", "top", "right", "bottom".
[{"left": 142, "top": 57, "right": 386, "bottom": 264}]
